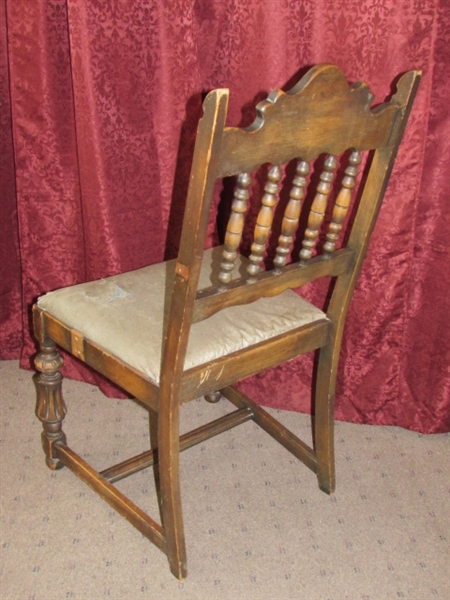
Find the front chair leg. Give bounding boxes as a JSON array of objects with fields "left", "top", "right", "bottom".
[{"left": 34, "top": 339, "right": 67, "bottom": 470}]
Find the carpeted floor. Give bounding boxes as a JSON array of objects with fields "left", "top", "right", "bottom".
[{"left": 1, "top": 360, "right": 449, "bottom": 600}]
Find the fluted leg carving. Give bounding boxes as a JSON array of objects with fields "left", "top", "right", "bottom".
[{"left": 34, "top": 339, "right": 67, "bottom": 470}]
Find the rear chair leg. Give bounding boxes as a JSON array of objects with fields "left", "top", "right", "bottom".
[
  {"left": 314, "top": 346, "right": 337, "bottom": 495},
  {"left": 34, "top": 339, "right": 67, "bottom": 470},
  {"left": 204, "top": 391, "right": 221, "bottom": 403},
  {"left": 158, "top": 389, "right": 188, "bottom": 580}
]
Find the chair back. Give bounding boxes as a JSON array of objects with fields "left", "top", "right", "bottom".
[{"left": 162, "top": 64, "right": 421, "bottom": 386}]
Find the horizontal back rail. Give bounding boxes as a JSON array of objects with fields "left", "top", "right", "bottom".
[{"left": 193, "top": 247, "right": 355, "bottom": 322}]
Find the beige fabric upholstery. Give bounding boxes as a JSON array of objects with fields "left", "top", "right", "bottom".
[{"left": 38, "top": 247, "right": 327, "bottom": 384}]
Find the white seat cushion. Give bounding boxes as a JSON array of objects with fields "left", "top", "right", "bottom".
[{"left": 38, "top": 247, "right": 327, "bottom": 384}]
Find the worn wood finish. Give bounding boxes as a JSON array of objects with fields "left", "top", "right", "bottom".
[
  {"left": 179, "top": 319, "right": 330, "bottom": 402},
  {"left": 217, "top": 65, "right": 403, "bottom": 176},
  {"left": 33, "top": 64, "right": 421, "bottom": 579}
]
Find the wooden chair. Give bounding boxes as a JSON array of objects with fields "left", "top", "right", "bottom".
[{"left": 33, "top": 64, "right": 420, "bottom": 579}]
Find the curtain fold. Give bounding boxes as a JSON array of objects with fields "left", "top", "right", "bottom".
[{"left": 1, "top": 0, "right": 448, "bottom": 433}]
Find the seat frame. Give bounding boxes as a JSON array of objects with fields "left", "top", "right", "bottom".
[{"left": 33, "top": 64, "right": 420, "bottom": 579}]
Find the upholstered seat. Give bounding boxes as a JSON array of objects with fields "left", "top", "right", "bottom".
[{"left": 38, "top": 247, "right": 326, "bottom": 384}]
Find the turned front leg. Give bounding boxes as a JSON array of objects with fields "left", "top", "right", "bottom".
[{"left": 34, "top": 339, "right": 67, "bottom": 470}]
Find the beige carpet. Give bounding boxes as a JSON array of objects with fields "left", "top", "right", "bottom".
[{"left": 1, "top": 360, "right": 449, "bottom": 600}]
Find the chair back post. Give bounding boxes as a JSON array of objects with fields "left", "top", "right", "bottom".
[
  {"left": 159, "top": 89, "right": 229, "bottom": 397},
  {"left": 326, "top": 70, "right": 422, "bottom": 342}
]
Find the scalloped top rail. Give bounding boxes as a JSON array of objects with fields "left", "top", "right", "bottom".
[{"left": 216, "top": 64, "right": 402, "bottom": 178}]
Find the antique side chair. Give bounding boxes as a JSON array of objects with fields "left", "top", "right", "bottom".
[{"left": 33, "top": 64, "right": 420, "bottom": 579}]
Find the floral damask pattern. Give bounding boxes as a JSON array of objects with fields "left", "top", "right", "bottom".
[{"left": 1, "top": 0, "right": 448, "bottom": 432}]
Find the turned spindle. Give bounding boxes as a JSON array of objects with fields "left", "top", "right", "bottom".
[
  {"left": 323, "top": 150, "right": 362, "bottom": 257},
  {"left": 299, "top": 155, "right": 337, "bottom": 263},
  {"left": 247, "top": 165, "right": 282, "bottom": 281},
  {"left": 274, "top": 160, "right": 310, "bottom": 273},
  {"left": 218, "top": 172, "right": 252, "bottom": 288}
]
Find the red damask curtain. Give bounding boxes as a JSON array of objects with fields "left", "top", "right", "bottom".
[{"left": 1, "top": 0, "right": 449, "bottom": 433}]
